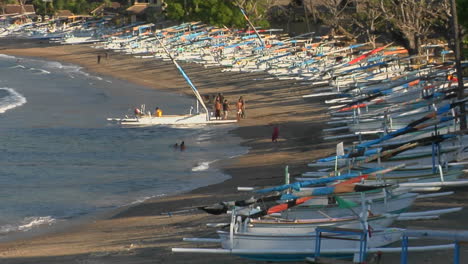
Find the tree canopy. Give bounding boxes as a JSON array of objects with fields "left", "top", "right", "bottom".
[
  {"left": 459, "top": 0, "right": 468, "bottom": 39},
  {"left": 30, "top": 0, "right": 102, "bottom": 16},
  {"left": 165, "top": 0, "right": 270, "bottom": 28},
  {"left": 20, "top": 0, "right": 468, "bottom": 54}
]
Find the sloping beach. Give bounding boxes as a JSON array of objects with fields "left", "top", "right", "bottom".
[
  {"left": 0, "top": 39, "right": 467, "bottom": 264},
  {"left": 0, "top": 39, "right": 331, "bottom": 263}
]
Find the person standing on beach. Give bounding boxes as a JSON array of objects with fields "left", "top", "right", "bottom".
[
  {"left": 214, "top": 98, "right": 222, "bottom": 120},
  {"left": 212, "top": 95, "right": 219, "bottom": 113},
  {"left": 218, "top": 93, "right": 224, "bottom": 104},
  {"left": 272, "top": 125, "right": 279, "bottom": 142},
  {"left": 239, "top": 96, "right": 246, "bottom": 118},
  {"left": 222, "top": 99, "right": 230, "bottom": 120},
  {"left": 236, "top": 98, "right": 243, "bottom": 120}
]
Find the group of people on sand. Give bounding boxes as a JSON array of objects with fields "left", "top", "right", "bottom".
[
  {"left": 211, "top": 93, "right": 246, "bottom": 120},
  {"left": 133, "top": 94, "right": 246, "bottom": 121}
]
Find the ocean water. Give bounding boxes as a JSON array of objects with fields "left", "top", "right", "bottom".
[{"left": 0, "top": 54, "right": 247, "bottom": 240}]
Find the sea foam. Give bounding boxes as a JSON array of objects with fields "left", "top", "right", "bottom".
[
  {"left": 128, "top": 194, "right": 167, "bottom": 205},
  {"left": 0, "top": 87, "right": 27, "bottom": 114},
  {"left": 18, "top": 216, "right": 56, "bottom": 231},
  {"left": 46, "top": 62, "right": 105, "bottom": 81},
  {"left": 0, "top": 216, "right": 56, "bottom": 234},
  {"left": 192, "top": 160, "right": 218, "bottom": 171},
  {"left": 9, "top": 64, "right": 26, "bottom": 69},
  {"left": 0, "top": 54, "right": 17, "bottom": 60},
  {"left": 29, "top": 67, "right": 51, "bottom": 74}
]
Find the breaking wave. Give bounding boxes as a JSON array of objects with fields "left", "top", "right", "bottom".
[
  {"left": 192, "top": 160, "right": 218, "bottom": 171},
  {"left": 0, "top": 87, "right": 27, "bottom": 114},
  {"left": 0, "top": 216, "right": 56, "bottom": 235}
]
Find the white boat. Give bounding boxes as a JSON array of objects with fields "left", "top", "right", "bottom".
[
  {"left": 107, "top": 111, "right": 236, "bottom": 126},
  {"left": 210, "top": 184, "right": 401, "bottom": 260},
  {"left": 244, "top": 214, "right": 398, "bottom": 234},
  {"left": 216, "top": 227, "right": 403, "bottom": 261},
  {"left": 107, "top": 35, "right": 237, "bottom": 127},
  {"left": 307, "top": 144, "right": 463, "bottom": 169},
  {"left": 60, "top": 35, "right": 102, "bottom": 44}
]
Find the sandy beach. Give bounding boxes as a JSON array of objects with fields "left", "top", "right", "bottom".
[{"left": 0, "top": 38, "right": 467, "bottom": 264}]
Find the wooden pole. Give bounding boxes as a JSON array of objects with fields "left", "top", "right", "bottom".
[
  {"left": 450, "top": 0, "right": 467, "bottom": 129},
  {"left": 239, "top": 7, "right": 265, "bottom": 47}
]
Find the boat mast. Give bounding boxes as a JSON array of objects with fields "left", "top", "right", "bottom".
[
  {"left": 154, "top": 33, "right": 210, "bottom": 118},
  {"left": 239, "top": 7, "right": 265, "bottom": 47}
]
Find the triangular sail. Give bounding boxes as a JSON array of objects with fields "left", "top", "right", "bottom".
[{"left": 155, "top": 34, "right": 210, "bottom": 119}]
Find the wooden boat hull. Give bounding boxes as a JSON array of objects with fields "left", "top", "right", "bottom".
[
  {"left": 217, "top": 228, "right": 403, "bottom": 261},
  {"left": 346, "top": 108, "right": 442, "bottom": 132},
  {"left": 283, "top": 192, "right": 417, "bottom": 219},
  {"left": 308, "top": 142, "right": 463, "bottom": 168},
  {"left": 107, "top": 113, "right": 237, "bottom": 126},
  {"left": 244, "top": 214, "right": 397, "bottom": 234}
]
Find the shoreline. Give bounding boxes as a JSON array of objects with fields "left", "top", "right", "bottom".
[
  {"left": 1, "top": 38, "right": 467, "bottom": 264},
  {"left": 0, "top": 38, "right": 330, "bottom": 263}
]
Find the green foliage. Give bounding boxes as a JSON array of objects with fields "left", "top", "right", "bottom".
[
  {"left": 54, "top": 0, "right": 65, "bottom": 10},
  {"left": 459, "top": 0, "right": 468, "bottom": 31},
  {"left": 31, "top": 0, "right": 106, "bottom": 16},
  {"left": 256, "top": 20, "right": 269, "bottom": 29},
  {"left": 1, "top": 0, "right": 18, "bottom": 4},
  {"left": 31, "top": 0, "right": 46, "bottom": 15},
  {"left": 145, "top": 6, "right": 164, "bottom": 23},
  {"left": 235, "top": 0, "right": 270, "bottom": 28},
  {"left": 73, "top": 0, "right": 90, "bottom": 14},
  {"left": 165, "top": 0, "right": 269, "bottom": 28},
  {"left": 166, "top": 2, "right": 184, "bottom": 20},
  {"left": 28, "top": 0, "right": 270, "bottom": 28},
  {"left": 212, "top": 3, "right": 233, "bottom": 26}
]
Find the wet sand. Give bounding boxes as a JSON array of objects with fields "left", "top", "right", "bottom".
[{"left": 0, "top": 38, "right": 467, "bottom": 264}]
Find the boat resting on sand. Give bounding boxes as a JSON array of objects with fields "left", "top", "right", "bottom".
[
  {"left": 107, "top": 112, "right": 237, "bottom": 126},
  {"left": 107, "top": 34, "right": 238, "bottom": 127}
]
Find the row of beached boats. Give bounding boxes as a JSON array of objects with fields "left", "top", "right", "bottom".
[
  {"left": 4, "top": 18, "right": 468, "bottom": 262},
  {"left": 0, "top": 17, "right": 112, "bottom": 44},
  {"left": 108, "top": 24, "right": 468, "bottom": 264},
  {"left": 3, "top": 19, "right": 461, "bottom": 127},
  {"left": 70, "top": 20, "right": 468, "bottom": 263},
  {"left": 93, "top": 22, "right": 463, "bottom": 129}
]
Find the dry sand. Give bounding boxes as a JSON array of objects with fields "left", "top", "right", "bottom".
[{"left": 0, "top": 38, "right": 467, "bottom": 264}]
